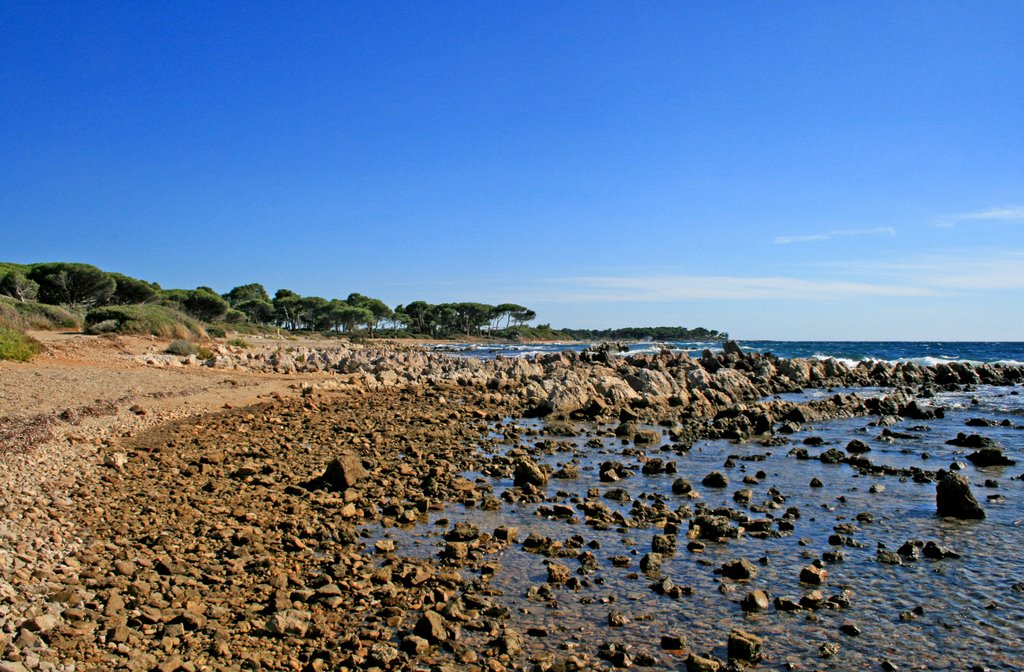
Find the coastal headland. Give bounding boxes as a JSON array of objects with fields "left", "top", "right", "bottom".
[{"left": 2, "top": 332, "right": 1022, "bottom": 671}]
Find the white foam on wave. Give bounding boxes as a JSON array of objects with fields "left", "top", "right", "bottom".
[{"left": 810, "top": 354, "right": 859, "bottom": 369}]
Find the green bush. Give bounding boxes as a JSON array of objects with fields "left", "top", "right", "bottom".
[
  {"left": 226, "top": 337, "right": 249, "bottom": 348},
  {"left": 0, "top": 297, "right": 81, "bottom": 330},
  {"left": 0, "top": 327, "right": 43, "bottom": 362},
  {"left": 166, "top": 339, "right": 197, "bottom": 356},
  {"left": 84, "top": 304, "right": 206, "bottom": 339},
  {"left": 206, "top": 326, "right": 226, "bottom": 338},
  {"left": 195, "top": 346, "right": 215, "bottom": 360}
]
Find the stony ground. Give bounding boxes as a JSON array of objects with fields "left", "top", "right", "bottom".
[
  {"left": 2, "top": 332, "right": 1021, "bottom": 672},
  {"left": 0, "top": 332, "right": 358, "bottom": 672}
]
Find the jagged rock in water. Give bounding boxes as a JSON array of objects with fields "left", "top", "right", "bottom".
[
  {"left": 935, "top": 472, "right": 986, "bottom": 519},
  {"left": 966, "top": 447, "right": 1016, "bottom": 467},
  {"left": 513, "top": 457, "right": 548, "bottom": 487},
  {"left": 727, "top": 629, "right": 764, "bottom": 662}
]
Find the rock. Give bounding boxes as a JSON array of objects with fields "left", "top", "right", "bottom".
[
  {"left": 495, "top": 627, "right": 525, "bottom": 655},
  {"left": 846, "top": 439, "right": 871, "bottom": 453},
  {"left": 773, "top": 596, "right": 802, "bottom": 611},
  {"left": 702, "top": 471, "right": 728, "bottom": 488},
  {"left": 0, "top": 663, "right": 31, "bottom": 672},
  {"left": 640, "top": 553, "right": 663, "bottom": 572},
  {"left": 547, "top": 563, "right": 571, "bottom": 583},
  {"left": 799, "top": 590, "right": 825, "bottom": 610},
  {"left": 634, "top": 429, "right": 661, "bottom": 446},
  {"left": 727, "top": 629, "right": 763, "bottom": 662},
  {"left": 103, "top": 451, "right": 128, "bottom": 470},
  {"left": 922, "top": 541, "right": 960, "bottom": 560},
  {"left": 839, "top": 623, "right": 862, "bottom": 636},
  {"left": 672, "top": 478, "right": 693, "bottom": 495},
  {"left": 319, "top": 453, "right": 369, "bottom": 491},
  {"left": 800, "top": 564, "right": 827, "bottom": 585},
  {"left": 946, "top": 433, "right": 999, "bottom": 449},
  {"left": 723, "top": 340, "right": 744, "bottom": 357},
  {"left": 652, "top": 534, "right": 677, "bottom": 554},
  {"left": 720, "top": 558, "right": 757, "bottom": 580},
  {"left": 514, "top": 457, "right": 548, "bottom": 487},
  {"left": 266, "top": 609, "right": 310, "bottom": 637},
  {"left": 966, "top": 447, "right": 1016, "bottom": 467},
  {"left": 414, "top": 610, "right": 447, "bottom": 643},
  {"left": 661, "top": 633, "right": 687, "bottom": 650},
  {"left": 819, "top": 641, "right": 841, "bottom": 658},
  {"left": 22, "top": 614, "right": 60, "bottom": 633},
  {"left": 367, "top": 642, "right": 401, "bottom": 667},
  {"left": 810, "top": 477, "right": 823, "bottom": 488},
  {"left": 686, "top": 653, "right": 722, "bottom": 672},
  {"left": 607, "top": 610, "right": 629, "bottom": 627},
  {"left": 741, "top": 590, "right": 770, "bottom": 612},
  {"left": 877, "top": 550, "right": 902, "bottom": 565},
  {"left": 819, "top": 448, "right": 845, "bottom": 464},
  {"left": 494, "top": 526, "right": 519, "bottom": 542},
  {"left": 444, "top": 522, "right": 480, "bottom": 542},
  {"left": 936, "top": 472, "right": 986, "bottom": 519},
  {"left": 554, "top": 464, "right": 580, "bottom": 479}
]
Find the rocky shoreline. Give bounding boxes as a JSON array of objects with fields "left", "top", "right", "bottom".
[{"left": 2, "top": 339, "right": 1022, "bottom": 671}]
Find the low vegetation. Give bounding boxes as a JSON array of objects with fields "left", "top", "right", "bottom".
[
  {"left": 84, "top": 305, "right": 206, "bottom": 339},
  {"left": 0, "top": 327, "right": 43, "bottom": 362},
  {"left": 165, "top": 339, "right": 198, "bottom": 356},
  {"left": 0, "top": 296, "right": 81, "bottom": 330}
]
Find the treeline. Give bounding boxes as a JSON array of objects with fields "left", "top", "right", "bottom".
[
  {"left": 560, "top": 326, "right": 728, "bottom": 341},
  {"left": 0, "top": 262, "right": 539, "bottom": 338}
]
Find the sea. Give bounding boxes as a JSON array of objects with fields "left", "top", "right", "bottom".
[
  {"left": 431, "top": 339, "right": 1024, "bottom": 366},
  {"left": 378, "top": 338, "right": 1024, "bottom": 670}
]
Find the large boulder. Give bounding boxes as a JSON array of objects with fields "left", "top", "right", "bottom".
[{"left": 935, "top": 472, "right": 985, "bottom": 519}]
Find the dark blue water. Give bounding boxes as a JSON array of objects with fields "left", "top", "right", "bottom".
[
  {"left": 743, "top": 341, "right": 1024, "bottom": 366},
  {"left": 432, "top": 340, "right": 1024, "bottom": 365}
]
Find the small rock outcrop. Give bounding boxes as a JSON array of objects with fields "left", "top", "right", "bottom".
[{"left": 935, "top": 472, "right": 985, "bottom": 519}]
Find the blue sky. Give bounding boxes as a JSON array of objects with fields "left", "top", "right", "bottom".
[{"left": 2, "top": 1, "right": 1022, "bottom": 339}]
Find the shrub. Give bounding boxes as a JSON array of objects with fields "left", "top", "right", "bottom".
[
  {"left": 0, "top": 327, "right": 43, "bottom": 362},
  {"left": 226, "top": 337, "right": 249, "bottom": 348},
  {"left": 195, "top": 346, "right": 215, "bottom": 360},
  {"left": 0, "top": 302, "right": 22, "bottom": 330},
  {"left": 0, "top": 297, "right": 82, "bottom": 330},
  {"left": 84, "top": 304, "right": 206, "bottom": 339},
  {"left": 88, "top": 319, "right": 119, "bottom": 334},
  {"left": 0, "top": 298, "right": 82, "bottom": 330},
  {"left": 206, "top": 326, "right": 226, "bottom": 338},
  {"left": 166, "top": 339, "right": 197, "bottom": 356}
]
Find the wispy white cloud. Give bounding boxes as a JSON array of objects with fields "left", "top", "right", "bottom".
[
  {"left": 938, "top": 206, "right": 1024, "bottom": 227},
  {"left": 773, "top": 227, "right": 896, "bottom": 245},
  {"left": 520, "top": 250, "right": 1024, "bottom": 304},
  {"left": 831, "top": 251, "right": 1024, "bottom": 292},
  {"left": 537, "top": 274, "right": 933, "bottom": 302}
]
